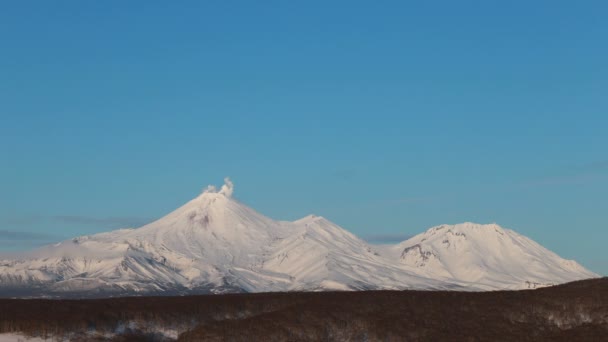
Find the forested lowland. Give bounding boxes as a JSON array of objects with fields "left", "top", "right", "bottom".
[{"left": 0, "top": 278, "right": 606, "bottom": 341}]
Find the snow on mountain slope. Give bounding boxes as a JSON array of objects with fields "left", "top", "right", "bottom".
[
  {"left": 387, "top": 222, "right": 598, "bottom": 290},
  {"left": 262, "top": 215, "right": 456, "bottom": 291},
  {"left": 0, "top": 179, "right": 297, "bottom": 295},
  {"left": 0, "top": 179, "right": 598, "bottom": 297}
]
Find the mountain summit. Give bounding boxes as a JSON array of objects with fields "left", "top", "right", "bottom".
[
  {"left": 388, "top": 222, "right": 597, "bottom": 289},
  {"left": 0, "top": 179, "right": 598, "bottom": 297}
]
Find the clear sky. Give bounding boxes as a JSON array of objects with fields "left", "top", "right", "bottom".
[{"left": 1, "top": 1, "right": 606, "bottom": 274}]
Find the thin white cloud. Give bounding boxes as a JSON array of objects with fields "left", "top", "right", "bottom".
[
  {"left": 51, "top": 215, "right": 150, "bottom": 227},
  {"left": 363, "top": 233, "right": 412, "bottom": 244},
  {"left": 1, "top": 215, "right": 152, "bottom": 229},
  {"left": 0, "top": 229, "right": 57, "bottom": 241}
]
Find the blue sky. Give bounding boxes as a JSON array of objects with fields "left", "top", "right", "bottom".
[{"left": 1, "top": 1, "right": 607, "bottom": 274}]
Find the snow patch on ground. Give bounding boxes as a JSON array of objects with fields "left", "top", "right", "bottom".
[{"left": 0, "top": 334, "right": 47, "bottom": 342}]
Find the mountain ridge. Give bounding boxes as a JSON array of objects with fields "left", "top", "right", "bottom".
[{"left": 0, "top": 178, "right": 598, "bottom": 297}]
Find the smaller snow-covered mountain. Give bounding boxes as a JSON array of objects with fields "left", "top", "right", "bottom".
[
  {"left": 0, "top": 179, "right": 598, "bottom": 297},
  {"left": 386, "top": 222, "right": 597, "bottom": 290},
  {"left": 260, "top": 214, "right": 453, "bottom": 292}
]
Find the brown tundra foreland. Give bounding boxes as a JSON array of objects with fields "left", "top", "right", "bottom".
[{"left": 0, "top": 278, "right": 606, "bottom": 341}]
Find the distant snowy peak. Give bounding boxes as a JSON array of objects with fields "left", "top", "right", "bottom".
[
  {"left": 393, "top": 222, "right": 598, "bottom": 289},
  {"left": 118, "top": 179, "right": 291, "bottom": 268},
  {"left": 136, "top": 178, "right": 279, "bottom": 235}
]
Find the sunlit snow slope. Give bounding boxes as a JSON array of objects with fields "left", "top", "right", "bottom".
[
  {"left": 0, "top": 178, "right": 597, "bottom": 297},
  {"left": 386, "top": 223, "right": 597, "bottom": 290}
]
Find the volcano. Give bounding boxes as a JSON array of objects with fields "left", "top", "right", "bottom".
[{"left": 0, "top": 178, "right": 597, "bottom": 297}]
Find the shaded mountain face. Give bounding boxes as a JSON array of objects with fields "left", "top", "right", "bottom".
[{"left": 0, "top": 179, "right": 598, "bottom": 297}]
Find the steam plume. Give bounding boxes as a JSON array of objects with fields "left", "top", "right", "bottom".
[
  {"left": 219, "top": 177, "right": 234, "bottom": 197},
  {"left": 201, "top": 178, "right": 234, "bottom": 197}
]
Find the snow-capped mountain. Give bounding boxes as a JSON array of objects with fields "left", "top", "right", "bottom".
[
  {"left": 0, "top": 179, "right": 598, "bottom": 297},
  {"left": 384, "top": 222, "right": 598, "bottom": 290}
]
